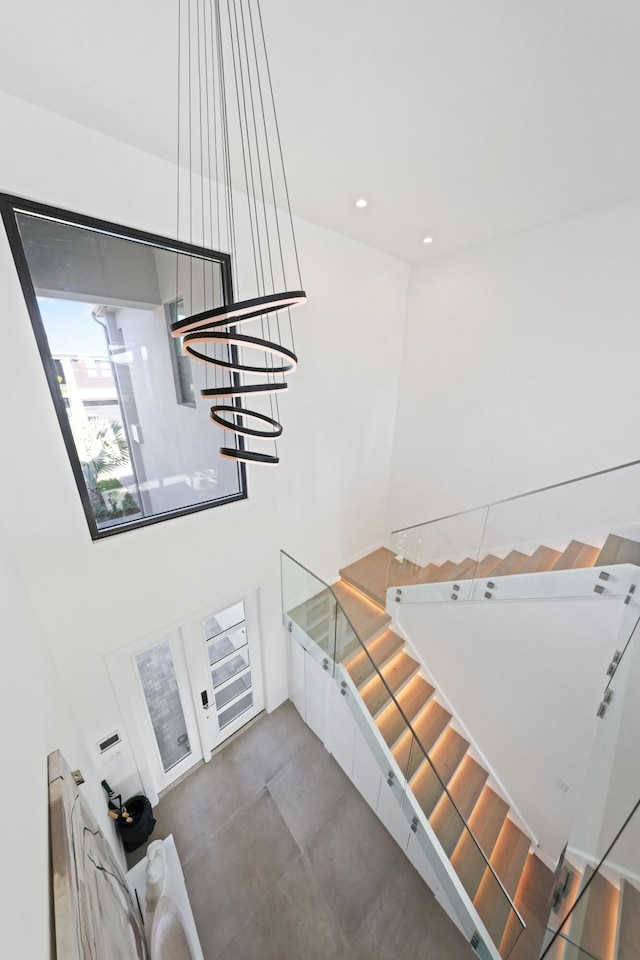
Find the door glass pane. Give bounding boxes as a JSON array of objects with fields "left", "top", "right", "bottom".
[
  {"left": 135, "top": 638, "right": 191, "bottom": 773},
  {"left": 207, "top": 625, "right": 248, "bottom": 666},
  {"left": 211, "top": 649, "right": 250, "bottom": 688},
  {"left": 203, "top": 601, "right": 246, "bottom": 641},
  {"left": 214, "top": 671, "right": 252, "bottom": 710},
  {"left": 218, "top": 691, "right": 253, "bottom": 729}
]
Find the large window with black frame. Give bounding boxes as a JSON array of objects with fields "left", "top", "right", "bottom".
[{"left": 1, "top": 196, "right": 247, "bottom": 538}]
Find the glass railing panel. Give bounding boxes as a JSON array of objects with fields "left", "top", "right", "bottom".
[
  {"left": 388, "top": 460, "right": 640, "bottom": 607},
  {"left": 474, "top": 466, "right": 640, "bottom": 602},
  {"left": 281, "top": 550, "right": 337, "bottom": 672},
  {"left": 282, "top": 550, "right": 525, "bottom": 956},
  {"left": 402, "top": 732, "right": 525, "bottom": 958},
  {"left": 334, "top": 605, "right": 415, "bottom": 796},
  {"left": 387, "top": 507, "right": 490, "bottom": 605},
  {"left": 541, "top": 614, "right": 640, "bottom": 959},
  {"left": 542, "top": 801, "right": 640, "bottom": 960}
]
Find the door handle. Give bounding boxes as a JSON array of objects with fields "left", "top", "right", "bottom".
[{"left": 201, "top": 690, "right": 210, "bottom": 710}]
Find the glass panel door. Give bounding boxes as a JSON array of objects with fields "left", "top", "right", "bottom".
[{"left": 190, "top": 593, "right": 264, "bottom": 753}]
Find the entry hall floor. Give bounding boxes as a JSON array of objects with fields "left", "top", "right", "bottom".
[{"left": 130, "top": 701, "right": 474, "bottom": 960}]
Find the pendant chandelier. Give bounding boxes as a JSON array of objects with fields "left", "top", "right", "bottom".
[{"left": 171, "top": 0, "right": 306, "bottom": 465}]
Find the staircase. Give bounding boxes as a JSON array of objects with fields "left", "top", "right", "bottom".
[
  {"left": 329, "top": 568, "right": 555, "bottom": 959},
  {"left": 334, "top": 534, "right": 640, "bottom": 960},
  {"left": 339, "top": 533, "right": 640, "bottom": 607}
]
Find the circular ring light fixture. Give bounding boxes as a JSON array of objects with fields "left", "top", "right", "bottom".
[
  {"left": 210, "top": 405, "right": 283, "bottom": 438},
  {"left": 170, "top": 291, "right": 306, "bottom": 337},
  {"left": 220, "top": 447, "right": 280, "bottom": 465},
  {"left": 182, "top": 331, "right": 298, "bottom": 375},
  {"left": 200, "top": 382, "right": 288, "bottom": 399}
]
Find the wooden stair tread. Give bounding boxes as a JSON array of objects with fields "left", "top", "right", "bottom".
[
  {"left": 377, "top": 677, "right": 436, "bottom": 747},
  {"left": 616, "top": 879, "right": 640, "bottom": 960},
  {"left": 500, "top": 853, "right": 556, "bottom": 960},
  {"left": 359, "top": 652, "right": 419, "bottom": 715},
  {"left": 475, "top": 554, "right": 503, "bottom": 578},
  {"left": 391, "top": 700, "right": 451, "bottom": 776},
  {"left": 597, "top": 533, "right": 640, "bottom": 568},
  {"left": 410, "top": 727, "right": 469, "bottom": 817},
  {"left": 381, "top": 651, "right": 420, "bottom": 690},
  {"left": 519, "top": 545, "right": 564, "bottom": 573},
  {"left": 414, "top": 563, "right": 445, "bottom": 584},
  {"left": 446, "top": 557, "right": 480, "bottom": 582},
  {"left": 340, "top": 547, "right": 392, "bottom": 605},
  {"left": 490, "top": 550, "right": 531, "bottom": 576},
  {"left": 487, "top": 818, "right": 531, "bottom": 897},
  {"left": 331, "top": 579, "right": 390, "bottom": 644},
  {"left": 566, "top": 867, "right": 619, "bottom": 960},
  {"left": 553, "top": 540, "right": 601, "bottom": 571},
  {"left": 426, "top": 560, "right": 461, "bottom": 583},
  {"left": 344, "top": 628, "right": 404, "bottom": 686},
  {"left": 429, "top": 756, "right": 489, "bottom": 856},
  {"left": 473, "top": 819, "right": 531, "bottom": 947},
  {"left": 450, "top": 787, "right": 509, "bottom": 899}
]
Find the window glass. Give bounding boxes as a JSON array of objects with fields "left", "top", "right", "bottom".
[
  {"left": 135, "top": 638, "right": 191, "bottom": 773},
  {"left": 211, "top": 648, "right": 250, "bottom": 688},
  {"left": 218, "top": 692, "right": 253, "bottom": 729},
  {"left": 10, "top": 206, "right": 246, "bottom": 537},
  {"left": 166, "top": 299, "right": 196, "bottom": 406},
  {"left": 203, "top": 601, "right": 246, "bottom": 643}
]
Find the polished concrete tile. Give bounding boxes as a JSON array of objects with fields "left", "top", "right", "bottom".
[
  {"left": 352, "top": 854, "right": 474, "bottom": 960},
  {"left": 131, "top": 700, "right": 473, "bottom": 959},
  {"left": 306, "top": 780, "right": 403, "bottom": 938},
  {"left": 217, "top": 854, "right": 355, "bottom": 960},
  {"left": 267, "top": 733, "right": 352, "bottom": 850},
  {"left": 185, "top": 787, "right": 299, "bottom": 958},
  {"left": 130, "top": 702, "right": 315, "bottom": 868}
]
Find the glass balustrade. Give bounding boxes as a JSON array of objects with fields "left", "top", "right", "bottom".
[
  {"left": 282, "top": 550, "right": 526, "bottom": 958},
  {"left": 281, "top": 550, "right": 337, "bottom": 674},
  {"left": 541, "top": 613, "right": 640, "bottom": 960},
  {"left": 386, "top": 459, "right": 640, "bottom": 608}
]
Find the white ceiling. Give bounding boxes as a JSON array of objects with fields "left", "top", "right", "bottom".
[{"left": 1, "top": 0, "right": 640, "bottom": 262}]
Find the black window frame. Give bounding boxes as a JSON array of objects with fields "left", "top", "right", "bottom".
[{"left": 0, "top": 193, "right": 248, "bottom": 541}]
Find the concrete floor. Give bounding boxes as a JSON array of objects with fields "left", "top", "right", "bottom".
[{"left": 130, "top": 701, "right": 474, "bottom": 960}]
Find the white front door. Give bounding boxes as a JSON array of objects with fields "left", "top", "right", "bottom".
[
  {"left": 106, "top": 628, "right": 204, "bottom": 803},
  {"left": 183, "top": 591, "right": 265, "bottom": 755}
]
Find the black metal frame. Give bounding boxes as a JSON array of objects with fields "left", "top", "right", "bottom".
[{"left": 0, "top": 193, "right": 248, "bottom": 541}]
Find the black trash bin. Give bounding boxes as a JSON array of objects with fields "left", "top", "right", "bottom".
[{"left": 117, "top": 795, "right": 156, "bottom": 852}]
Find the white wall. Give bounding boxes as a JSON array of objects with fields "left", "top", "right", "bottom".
[
  {"left": 0, "top": 518, "right": 117, "bottom": 960},
  {"left": 388, "top": 196, "right": 640, "bottom": 532},
  {"left": 0, "top": 90, "right": 408, "bottom": 811},
  {"left": 396, "top": 594, "right": 625, "bottom": 860}
]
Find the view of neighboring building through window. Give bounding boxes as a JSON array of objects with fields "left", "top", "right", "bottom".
[
  {"left": 9, "top": 204, "right": 245, "bottom": 537},
  {"left": 166, "top": 299, "right": 196, "bottom": 407}
]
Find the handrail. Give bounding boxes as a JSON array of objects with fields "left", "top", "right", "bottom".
[
  {"left": 391, "top": 456, "right": 640, "bottom": 535},
  {"left": 280, "top": 549, "right": 526, "bottom": 936}
]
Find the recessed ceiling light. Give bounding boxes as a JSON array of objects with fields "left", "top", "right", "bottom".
[
  {"left": 355, "top": 198, "right": 368, "bottom": 209},
  {"left": 423, "top": 236, "right": 434, "bottom": 244}
]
